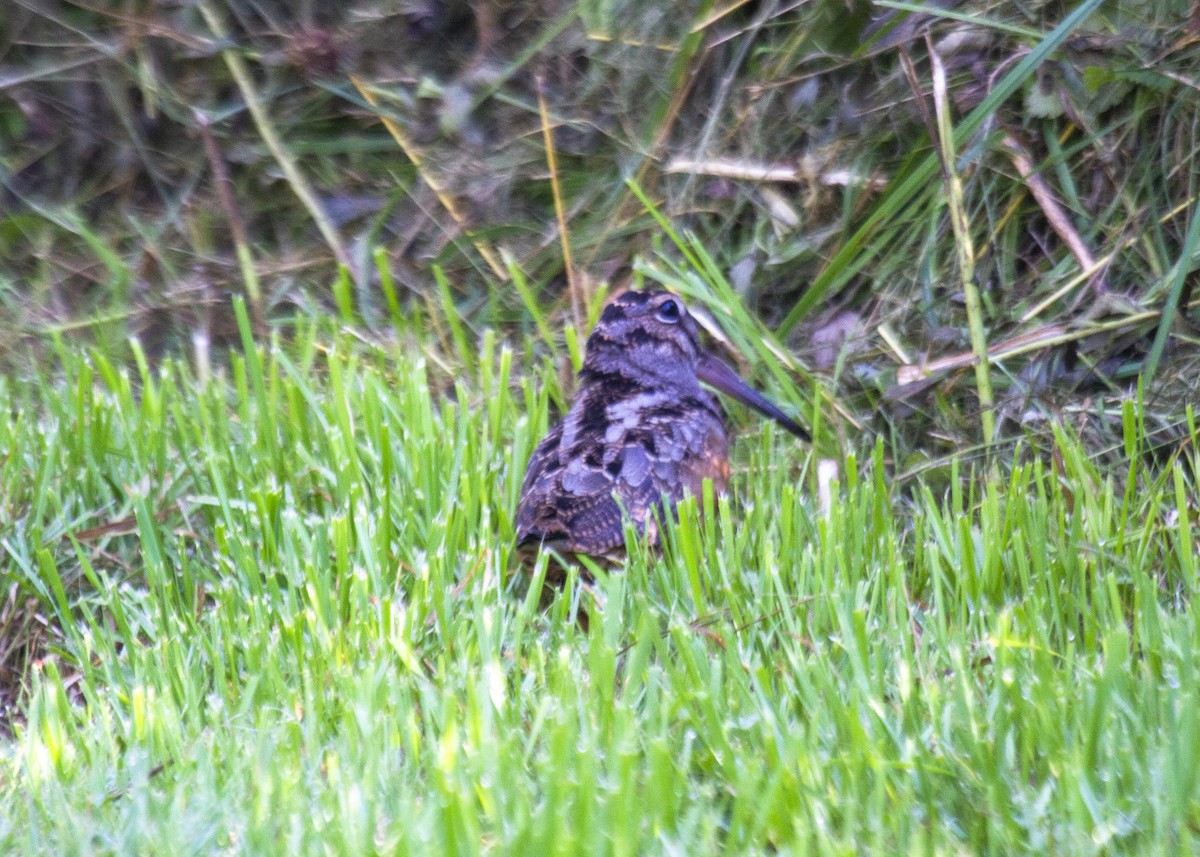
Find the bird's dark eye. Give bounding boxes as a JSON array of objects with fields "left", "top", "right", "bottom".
[{"left": 656, "top": 299, "right": 682, "bottom": 323}]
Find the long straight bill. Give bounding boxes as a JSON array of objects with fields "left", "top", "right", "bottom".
[{"left": 696, "top": 353, "right": 810, "bottom": 441}]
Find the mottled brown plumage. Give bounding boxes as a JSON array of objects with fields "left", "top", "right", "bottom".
[{"left": 516, "top": 290, "right": 807, "bottom": 564}]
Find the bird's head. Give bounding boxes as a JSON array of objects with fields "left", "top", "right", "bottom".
[{"left": 581, "top": 290, "right": 809, "bottom": 440}]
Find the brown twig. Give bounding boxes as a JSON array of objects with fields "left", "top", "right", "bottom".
[{"left": 1001, "top": 133, "right": 1104, "bottom": 296}]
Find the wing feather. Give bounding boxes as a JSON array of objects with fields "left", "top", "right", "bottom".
[{"left": 515, "top": 393, "right": 731, "bottom": 558}]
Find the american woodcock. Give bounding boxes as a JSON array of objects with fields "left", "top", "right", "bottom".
[{"left": 516, "top": 289, "right": 809, "bottom": 564}]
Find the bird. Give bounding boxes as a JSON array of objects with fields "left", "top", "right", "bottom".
[{"left": 515, "top": 289, "right": 808, "bottom": 568}]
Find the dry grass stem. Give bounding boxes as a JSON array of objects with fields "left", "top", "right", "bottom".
[
  {"left": 665, "top": 156, "right": 887, "bottom": 189},
  {"left": 350, "top": 75, "right": 509, "bottom": 282},
  {"left": 1001, "top": 133, "right": 1100, "bottom": 288}
]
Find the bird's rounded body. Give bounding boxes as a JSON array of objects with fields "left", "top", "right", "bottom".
[{"left": 516, "top": 290, "right": 806, "bottom": 562}]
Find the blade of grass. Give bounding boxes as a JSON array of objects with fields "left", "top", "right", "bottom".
[
  {"left": 1143, "top": 190, "right": 1200, "bottom": 380},
  {"left": 930, "top": 46, "right": 993, "bottom": 443}
]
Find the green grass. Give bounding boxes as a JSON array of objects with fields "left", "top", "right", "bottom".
[
  {"left": 2, "top": 296, "right": 1198, "bottom": 854},
  {"left": 4, "top": 1, "right": 1200, "bottom": 850}
]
